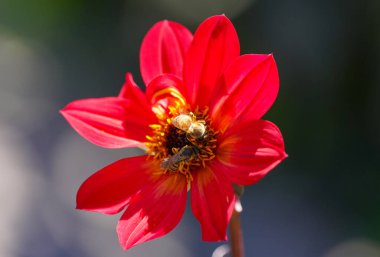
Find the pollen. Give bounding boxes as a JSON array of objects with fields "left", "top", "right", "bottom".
[{"left": 145, "top": 103, "right": 218, "bottom": 185}]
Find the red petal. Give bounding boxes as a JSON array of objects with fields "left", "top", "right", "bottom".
[
  {"left": 118, "top": 73, "right": 148, "bottom": 105},
  {"left": 183, "top": 15, "right": 240, "bottom": 108},
  {"left": 60, "top": 97, "right": 157, "bottom": 148},
  {"left": 117, "top": 173, "right": 187, "bottom": 250},
  {"left": 140, "top": 20, "right": 193, "bottom": 86},
  {"left": 76, "top": 156, "right": 149, "bottom": 215},
  {"left": 145, "top": 74, "right": 188, "bottom": 115},
  {"left": 211, "top": 54, "right": 279, "bottom": 131},
  {"left": 217, "top": 120, "right": 287, "bottom": 185},
  {"left": 190, "top": 165, "right": 235, "bottom": 241}
]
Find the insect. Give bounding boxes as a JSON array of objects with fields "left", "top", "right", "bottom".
[
  {"left": 172, "top": 113, "right": 206, "bottom": 139},
  {"left": 161, "top": 145, "right": 199, "bottom": 172}
]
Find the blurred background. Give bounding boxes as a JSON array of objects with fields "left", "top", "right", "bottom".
[{"left": 0, "top": 0, "right": 379, "bottom": 256}]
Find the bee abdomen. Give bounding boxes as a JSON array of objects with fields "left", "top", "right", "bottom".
[
  {"left": 160, "top": 158, "right": 179, "bottom": 172},
  {"left": 172, "top": 114, "right": 193, "bottom": 131}
]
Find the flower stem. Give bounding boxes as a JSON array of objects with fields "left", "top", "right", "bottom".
[{"left": 229, "top": 207, "right": 244, "bottom": 257}]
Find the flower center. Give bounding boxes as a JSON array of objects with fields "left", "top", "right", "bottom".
[{"left": 145, "top": 105, "right": 218, "bottom": 183}]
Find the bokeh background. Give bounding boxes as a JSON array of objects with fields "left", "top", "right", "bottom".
[{"left": 1, "top": 0, "right": 379, "bottom": 256}]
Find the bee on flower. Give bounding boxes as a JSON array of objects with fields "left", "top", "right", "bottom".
[
  {"left": 60, "top": 15, "right": 287, "bottom": 250},
  {"left": 172, "top": 112, "right": 207, "bottom": 139},
  {"left": 160, "top": 145, "right": 199, "bottom": 172}
]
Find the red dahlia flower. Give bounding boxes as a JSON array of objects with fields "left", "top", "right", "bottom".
[{"left": 61, "top": 15, "right": 286, "bottom": 250}]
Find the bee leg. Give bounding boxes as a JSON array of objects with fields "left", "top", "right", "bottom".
[{"left": 188, "top": 112, "right": 197, "bottom": 122}]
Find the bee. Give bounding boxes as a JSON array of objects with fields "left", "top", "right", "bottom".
[
  {"left": 172, "top": 113, "right": 206, "bottom": 139},
  {"left": 161, "top": 145, "right": 199, "bottom": 172}
]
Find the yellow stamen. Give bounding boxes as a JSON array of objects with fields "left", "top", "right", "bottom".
[
  {"left": 145, "top": 105, "right": 219, "bottom": 187},
  {"left": 151, "top": 87, "right": 187, "bottom": 107}
]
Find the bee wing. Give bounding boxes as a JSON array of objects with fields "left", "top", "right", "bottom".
[{"left": 160, "top": 158, "right": 171, "bottom": 169}]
